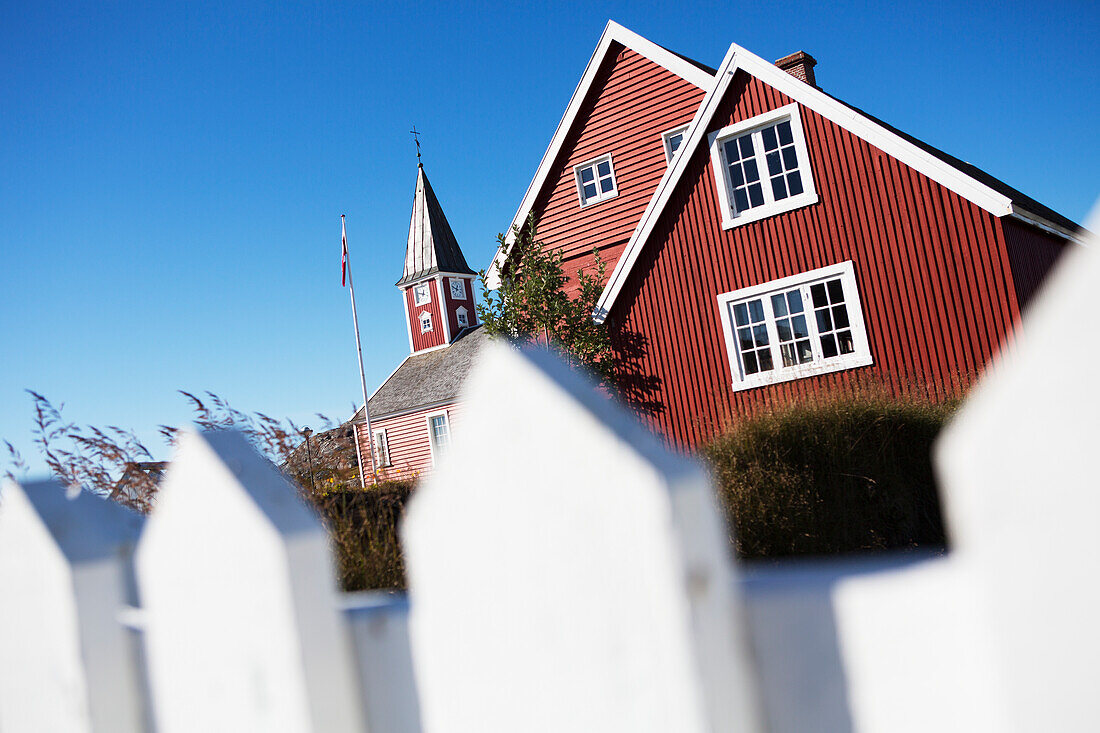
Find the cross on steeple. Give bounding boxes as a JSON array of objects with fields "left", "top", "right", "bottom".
[{"left": 410, "top": 125, "right": 422, "bottom": 165}]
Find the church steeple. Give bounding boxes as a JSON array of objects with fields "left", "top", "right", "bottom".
[{"left": 399, "top": 165, "right": 478, "bottom": 354}]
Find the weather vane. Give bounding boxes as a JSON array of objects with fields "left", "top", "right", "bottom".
[{"left": 410, "top": 125, "right": 422, "bottom": 164}]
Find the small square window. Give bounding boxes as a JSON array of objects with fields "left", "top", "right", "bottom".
[
  {"left": 708, "top": 103, "right": 818, "bottom": 229},
  {"left": 449, "top": 278, "right": 467, "bottom": 301},
  {"left": 574, "top": 154, "right": 618, "bottom": 207},
  {"left": 662, "top": 125, "right": 690, "bottom": 163},
  {"left": 414, "top": 282, "right": 431, "bottom": 305},
  {"left": 717, "top": 261, "right": 871, "bottom": 391},
  {"left": 419, "top": 311, "right": 432, "bottom": 333}
]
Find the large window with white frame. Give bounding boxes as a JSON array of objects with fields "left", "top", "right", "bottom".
[
  {"left": 662, "top": 124, "right": 690, "bottom": 163},
  {"left": 708, "top": 103, "right": 818, "bottom": 229},
  {"left": 574, "top": 154, "right": 618, "bottom": 207},
  {"left": 373, "top": 428, "right": 391, "bottom": 467},
  {"left": 426, "top": 411, "right": 450, "bottom": 463},
  {"left": 717, "top": 261, "right": 872, "bottom": 391}
]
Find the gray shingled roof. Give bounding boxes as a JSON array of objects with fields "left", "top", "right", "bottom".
[
  {"left": 397, "top": 164, "right": 477, "bottom": 286},
  {"left": 357, "top": 326, "right": 489, "bottom": 420}
]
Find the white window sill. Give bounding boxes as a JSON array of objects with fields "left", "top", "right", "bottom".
[{"left": 730, "top": 352, "right": 873, "bottom": 392}]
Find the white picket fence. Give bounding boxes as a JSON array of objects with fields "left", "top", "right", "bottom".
[{"left": 2, "top": 217, "right": 1098, "bottom": 732}]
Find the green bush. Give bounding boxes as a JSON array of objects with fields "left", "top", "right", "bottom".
[{"left": 702, "top": 392, "right": 955, "bottom": 560}]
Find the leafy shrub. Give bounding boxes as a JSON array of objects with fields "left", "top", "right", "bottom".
[{"left": 702, "top": 392, "right": 955, "bottom": 560}]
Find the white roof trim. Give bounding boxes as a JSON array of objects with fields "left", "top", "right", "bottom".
[
  {"left": 486, "top": 20, "right": 714, "bottom": 288},
  {"left": 595, "top": 41, "right": 1074, "bottom": 321}
]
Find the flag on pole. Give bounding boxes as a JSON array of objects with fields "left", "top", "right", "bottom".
[{"left": 341, "top": 215, "right": 348, "bottom": 287}]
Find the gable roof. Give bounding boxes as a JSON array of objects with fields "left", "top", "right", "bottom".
[
  {"left": 398, "top": 164, "right": 476, "bottom": 287},
  {"left": 356, "top": 325, "right": 489, "bottom": 420},
  {"left": 594, "top": 41, "right": 1084, "bottom": 322},
  {"left": 485, "top": 21, "right": 715, "bottom": 287}
]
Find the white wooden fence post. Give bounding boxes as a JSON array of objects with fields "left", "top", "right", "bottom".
[
  {"left": 0, "top": 479, "right": 145, "bottom": 733},
  {"left": 935, "top": 214, "right": 1100, "bottom": 730},
  {"left": 402, "top": 343, "right": 763, "bottom": 733},
  {"left": 135, "top": 429, "right": 367, "bottom": 733}
]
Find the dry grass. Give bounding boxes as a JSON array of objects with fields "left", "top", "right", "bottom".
[{"left": 702, "top": 388, "right": 956, "bottom": 560}]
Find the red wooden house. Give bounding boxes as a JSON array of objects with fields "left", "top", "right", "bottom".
[
  {"left": 489, "top": 21, "right": 1081, "bottom": 449},
  {"left": 352, "top": 164, "right": 487, "bottom": 481}
]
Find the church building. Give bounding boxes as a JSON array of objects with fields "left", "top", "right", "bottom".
[{"left": 351, "top": 164, "right": 487, "bottom": 482}]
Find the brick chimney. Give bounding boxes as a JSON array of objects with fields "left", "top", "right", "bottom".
[{"left": 775, "top": 51, "right": 818, "bottom": 88}]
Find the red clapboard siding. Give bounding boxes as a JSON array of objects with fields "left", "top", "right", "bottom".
[
  {"left": 1000, "top": 218, "right": 1068, "bottom": 314},
  {"left": 528, "top": 43, "right": 705, "bottom": 293},
  {"left": 407, "top": 280, "right": 446, "bottom": 352},
  {"left": 442, "top": 276, "right": 477, "bottom": 336},
  {"left": 357, "top": 402, "right": 465, "bottom": 483},
  {"left": 610, "top": 70, "right": 1031, "bottom": 450}
]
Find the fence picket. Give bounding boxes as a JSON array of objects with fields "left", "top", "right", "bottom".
[{"left": 0, "top": 479, "right": 145, "bottom": 733}]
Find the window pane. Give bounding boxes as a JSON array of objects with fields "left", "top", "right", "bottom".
[
  {"left": 811, "top": 282, "right": 828, "bottom": 307},
  {"left": 837, "top": 330, "right": 855, "bottom": 354},
  {"left": 753, "top": 323, "right": 769, "bottom": 346},
  {"left": 791, "top": 314, "right": 808, "bottom": 338},
  {"left": 738, "top": 134, "right": 754, "bottom": 158},
  {"left": 761, "top": 125, "right": 778, "bottom": 151},
  {"left": 733, "top": 189, "right": 749, "bottom": 212},
  {"left": 748, "top": 183, "right": 764, "bottom": 208},
  {"left": 797, "top": 339, "right": 813, "bottom": 363},
  {"left": 669, "top": 133, "right": 683, "bottom": 152},
  {"left": 744, "top": 158, "right": 759, "bottom": 182},
  {"left": 758, "top": 349, "right": 774, "bottom": 371},
  {"left": 787, "top": 171, "right": 804, "bottom": 196},
  {"left": 778, "top": 120, "right": 793, "bottom": 145},
  {"left": 787, "top": 291, "right": 804, "bottom": 313},
  {"left": 584, "top": 183, "right": 597, "bottom": 198},
  {"left": 820, "top": 333, "right": 839, "bottom": 358},
  {"left": 597, "top": 161, "right": 611, "bottom": 177},
  {"left": 771, "top": 176, "right": 788, "bottom": 200},
  {"left": 748, "top": 298, "right": 765, "bottom": 322},
  {"left": 771, "top": 293, "right": 788, "bottom": 317},
  {"left": 781, "top": 342, "right": 796, "bottom": 367},
  {"left": 738, "top": 327, "right": 753, "bottom": 349},
  {"left": 782, "top": 146, "right": 798, "bottom": 169},
  {"left": 833, "top": 304, "right": 850, "bottom": 329},
  {"left": 776, "top": 319, "right": 792, "bottom": 341},
  {"left": 816, "top": 308, "right": 833, "bottom": 332},
  {"left": 725, "top": 140, "right": 743, "bottom": 163},
  {"left": 743, "top": 351, "right": 759, "bottom": 375},
  {"left": 827, "top": 279, "right": 844, "bottom": 303},
  {"left": 581, "top": 167, "right": 594, "bottom": 182},
  {"left": 766, "top": 151, "right": 782, "bottom": 176},
  {"left": 600, "top": 177, "right": 614, "bottom": 193},
  {"left": 733, "top": 302, "right": 749, "bottom": 326},
  {"left": 730, "top": 164, "right": 745, "bottom": 186}
]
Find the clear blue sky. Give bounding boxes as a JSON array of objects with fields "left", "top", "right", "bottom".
[{"left": 2, "top": 0, "right": 1097, "bottom": 476}]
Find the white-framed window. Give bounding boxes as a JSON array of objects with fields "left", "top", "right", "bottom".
[
  {"left": 448, "top": 278, "right": 467, "bottom": 301},
  {"left": 708, "top": 103, "right": 818, "bottom": 229},
  {"left": 373, "top": 429, "right": 391, "bottom": 467},
  {"left": 419, "top": 311, "right": 433, "bottom": 333},
  {"left": 426, "top": 410, "right": 450, "bottom": 464},
  {"left": 662, "top": 124, "right": 690, "bottom": 163},
  {"left": 574, "top": 154, "right": 618, "bottom": 207},
  {"left": 413, "top": 282, "right": 431, "bottom": 305},
  {"left": 717, "top": 261, "right": 872, "bottom": 391},
  {"left": 456, "top": 306, "right": 469, "bottom": 328}
]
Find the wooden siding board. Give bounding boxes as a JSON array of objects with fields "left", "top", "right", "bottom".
[
  {"left": 407, "top": 280, "right": 446, "bottom": 352},
  {"left": 357, "top": 402, "right": 464, "bottom": 482},
  {"left": 1000, "top": 218, "right": 1067, "bottom": 315},
  {"left": 609, "top": 70, "right": 1041, "bottom": 447}
]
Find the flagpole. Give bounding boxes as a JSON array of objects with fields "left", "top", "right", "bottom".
[{"left": 343, "top": 215, "right": 376, "bottom": 488}]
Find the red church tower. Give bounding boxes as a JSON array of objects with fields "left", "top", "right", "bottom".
[{"left": 397, "top": 164, "right": 479, "bottom": 353}]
